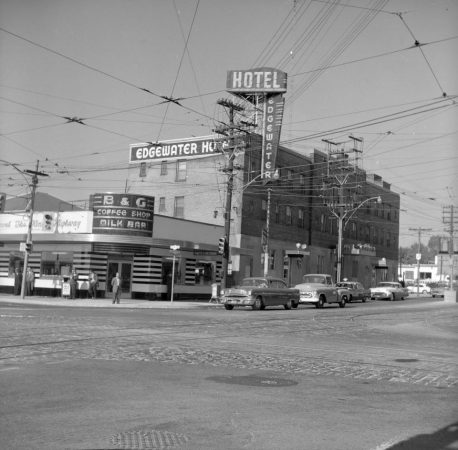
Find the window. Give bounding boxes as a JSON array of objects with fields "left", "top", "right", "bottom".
[
  {"left": 41, "top": 252, "right": 73, "bottom": 276},
  {"left": 270, "top": 250, "right": 275, "bottom": 270},
  {"left": 159, "top": 197, "right": 166, "bottom": 212},
  {"left": 286, "top": 206, "right": 292, "bottom": 225},
  {"left": 8, "top": 251, "right": 24, "bottom": 276},
  {"left": 320, "top": 214, "right": 325, "bottom": 232},
  {"left": 174, "top": 196, "right": 184, "bottom": 218},
  {"left": 176, "top": 160, "right": 187, "bottom": 181},
  {"left": 160, "top": 160, "right": 168, "bottom": 175},
  {"left": 298, "top": 209, "right": 304, "bottom": 228},
  {"left": 287, "top": 169, "right": 293, "bottom": 180},
  {"left": 275, "top": 203, "right": 280, "bottom": 223}
]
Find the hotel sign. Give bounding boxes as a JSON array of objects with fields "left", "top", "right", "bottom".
[
  {"left": 90, "top": 193, "right": 155, "bottom": 237},
  {"left": 129, "top": 136, "right": 225, "bottom": 164},
  {"left": 226, "top": 68, "right": 287, "bottom": 93}
]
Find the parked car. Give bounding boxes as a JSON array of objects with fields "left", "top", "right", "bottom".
[
  {"left": 430, "top": 282, "right": 447, "bottom": 298},
  {"left": 220, "top": 277, "right": 300, "bottom": 310},
  {"left": 407, "top": 283, "right": 431, "bottom": 295},
  {"left": 294, "top": 274, "right": 349, "bottom": 308},
  {"left": 370, "top": 282, "right": 409, "bottom": 301},
  {"left": 336, "top": 281, "right": 371, "bottom": 303}
]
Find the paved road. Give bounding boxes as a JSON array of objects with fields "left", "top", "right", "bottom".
[{"left": 0, "top": 296, "right": 456, "bottom": 449}]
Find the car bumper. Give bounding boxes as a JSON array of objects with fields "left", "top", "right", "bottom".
[
  {"left": 371, "top": 293, "right": 390, "bottom": 299},
  {"left": 222, "top": 297, "right": 255, "bottom": 306},
  {"left": 299, "top": 295, "right": 319, "bottom": 304}
]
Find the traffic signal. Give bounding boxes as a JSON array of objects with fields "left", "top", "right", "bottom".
[
  {"left": 0, "top": 193, "right": 5, "bottom": 213},
  {"left": 25, "top": 242, "right": 33, "bottom": 253},
  {"left": 44, "top": 213, "right": 53, "bottom": 231},
  {"left": 218, "top": 236, "right": 227, "bottom": 257}
]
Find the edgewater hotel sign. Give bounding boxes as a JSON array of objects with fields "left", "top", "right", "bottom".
[{"left": 129, "top": 136, "right": 224, "bottom": 163}]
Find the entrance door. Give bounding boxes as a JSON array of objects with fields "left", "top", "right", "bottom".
[{"left": 107, "top": 261, "right": 132, "bottom": 297}]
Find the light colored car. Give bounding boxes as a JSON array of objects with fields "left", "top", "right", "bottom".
[
  {"left": 407, "top": 283, "right": 431, "bottom": 295},
  {"left": 336, "top": 281, "right": 371, "bottom": 303},
  {"left": 370, "top": 282, "right": 409, "bottom": 301},
  {"left": 220, "top": 277, "right": 300, "bottom": 311},
  {"left": 430, "top": 282, "right": 447, "bottom": 298},
  {"left": 294, "top": 274, "right": 349, "bottom": 308}
]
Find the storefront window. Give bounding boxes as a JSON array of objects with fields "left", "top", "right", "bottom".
[
  {"left": 194, "top": 262, "right": 213, "bottom": 285},
  {"left": 9, "top": 252, "right": 24, "bottom": 276},
  {"left": 40, "top": 252, "right": 73, "bottom": 276}
]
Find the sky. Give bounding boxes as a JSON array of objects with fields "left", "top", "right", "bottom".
[{"left": 0, "top": 0, "right": 457, "bottom": 248}]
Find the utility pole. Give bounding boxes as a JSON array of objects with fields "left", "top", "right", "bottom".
[
  {"left": 214, "top": 99, "right": 244, "bottom": 290},
  {"left": 443, "top": 205, "right": 457, "bottom": 290},
  {"left": 21, "top": 161, "right": 49, "bottom": 299},
  {"left": 409, "top": 227, "right": 432, "bottom": 295}
]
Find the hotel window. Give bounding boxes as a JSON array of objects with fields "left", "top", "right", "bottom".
[
  {"left": 286, "top": 206, "right": 292, "bottom": 225},
  {"left": 298, "top": 209, "right": 304, "bottom": 228},
  {"left": 299, "top": 174, "right": 306, "bottom": 192},
  {"left": 174, "top": 196, "right": 184, "bottom": 218},
  {"left": 160, "top": 160, "right": 168, "bottom": 175},
  {"left": 159, "top": 197, "right": 166, "bottom": 212},
  {"left": 287, "top": 169, "right": 293, "bottom": 180},
  {"left": 275, "top": 202, "right": 280, "bottom": 223},
  {"left": 176, "top": 160, "right": 187, "bottom": 181}
]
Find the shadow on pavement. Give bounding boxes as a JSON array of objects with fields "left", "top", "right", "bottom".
[{"left": 388, "top": 422, "right": 458, "bottom": 449}]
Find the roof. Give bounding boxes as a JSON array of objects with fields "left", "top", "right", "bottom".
[{"left": 5, "top": 192, "right": 82, "bottom": 212}]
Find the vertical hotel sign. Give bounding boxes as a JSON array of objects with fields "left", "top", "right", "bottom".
[
  {"left": 90, "top": 193, "right": 155, "bottom": 237},
  {"left": 226, "top": 67, "right": 287, "bottom": 179}
]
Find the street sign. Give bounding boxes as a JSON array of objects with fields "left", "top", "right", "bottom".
[{"left": 416, "top": 253, "right": 421, "bottom": 261}]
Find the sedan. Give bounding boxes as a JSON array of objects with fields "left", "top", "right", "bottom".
[
  {"left": 220, "top": 277, "right": 300, "bottom": 311},
  {"left": 336, "top": 281, "right": 371, "bottom": 303},
  {"left": 370, "top": 282, "right": 409, "bottom": 301},
  {"left": 407, "top": 283, "right": 431, "bottom": 295}
]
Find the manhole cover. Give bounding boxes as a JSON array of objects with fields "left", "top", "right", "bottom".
[
  {"left": 110, "top": 429, "right": 190, "bottom": 449},
  {"left": 207, "top": 374, "right": 298, "bottom": 387},
  {"left": 394, "top": 358, "right": 419, "bottom": 363}
]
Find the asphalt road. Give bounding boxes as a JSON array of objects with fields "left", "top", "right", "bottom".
[{"left": 0, "top": 297, "right": 456, "bottom": 450}]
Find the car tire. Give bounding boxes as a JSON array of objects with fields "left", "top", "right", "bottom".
[
  {"left": 292, "top": 301, "right": 298, "bottom": 309},
  {"left": 224, "top": 304, "right": 234, "bottom": 310},
  {"left": 362, "top": 296, "right": 368, "bottom": 303},
  {"left": 284, "top": 299, "right": 292, "bottom": 310},
  {"left": 315, "top": 296, "right": 325, "bottom": 309},
  {"left": 252, "top": 296, "right": 263, "bottom": 311},
  {"left": 339, "top": 296, "right": 346, "bottom": 308}
]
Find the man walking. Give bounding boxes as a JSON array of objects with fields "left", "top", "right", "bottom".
[{"left": 111, "top": 272, "right": 121, "bottom": 304}]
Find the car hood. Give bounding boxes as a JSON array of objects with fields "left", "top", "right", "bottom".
[{"left": 294, "top": 283, "right": 328, "bottom": 290}]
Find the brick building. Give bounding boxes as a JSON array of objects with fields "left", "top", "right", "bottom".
[{"left": 127, "top": 134, "right": 400, "bottom": 288}]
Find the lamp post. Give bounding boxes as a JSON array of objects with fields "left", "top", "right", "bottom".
[
  {"left": 331, "top": 196, "right": 382, "bottom": 283},
  {"left": 169, "top": 245, "right": 180, "bottom": 303}
]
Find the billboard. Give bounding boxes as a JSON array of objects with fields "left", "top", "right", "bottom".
[
  {"left": 90, "top": 193, "right": 155, "bottom": 237},
  {"left": 226, "top": 68, "right": 287, "bottom": 94},
  {"left": 129, "top": 136, "right": 225, "bottom": 164}
]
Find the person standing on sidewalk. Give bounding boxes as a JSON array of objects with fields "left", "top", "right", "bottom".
[
  {"left": 25, "top": 267, "right": 35, "bottom": 296},
  {"left": 69, "top": 268, "right": 78, "bottom": 299},
  {"left": 88, "top": 271, "right": 98, "bottom": 299},
  {"left": 111, "top": 272, "right": 121, "bottom": 304}
]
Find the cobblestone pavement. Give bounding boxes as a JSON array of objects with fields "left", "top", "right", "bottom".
[{"left": 1, "top": 302, "right": 457, "bottom": 389}]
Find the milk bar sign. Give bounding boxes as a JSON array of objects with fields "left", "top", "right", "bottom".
[
  {"left": 129, "top": 136, "right": 225, "bottom": 163},
  {"left": 226, "top": 68, "right": 287, "bottom": 93},
  {"left": 90, "top": 193, "right": 155, "bottom": 237}
]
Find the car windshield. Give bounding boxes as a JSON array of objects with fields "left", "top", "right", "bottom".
[
  {"left": 240, "top": 278, "right": 268, "bottom": 288},
  {"left": 337, "top": 282, "right": 352, "bottom": 288},
  {"left": 302, "top": 275, "right": 327, "bottom": 284}
]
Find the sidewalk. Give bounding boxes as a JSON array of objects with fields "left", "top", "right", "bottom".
[{"left": 0, "top": 293, "right": 221, "bottom": 309}]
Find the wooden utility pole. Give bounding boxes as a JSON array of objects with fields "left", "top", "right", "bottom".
[
  {"left": 408, "top": 227, "right": 432, "bottom": 295},
  {"left": 214, "top": 99, "right": 244, "bottom": 290},
  {"left": 21, "top": 161, "right": 48, "bottom": 299}
]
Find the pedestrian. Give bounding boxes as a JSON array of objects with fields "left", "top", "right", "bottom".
[
  {"left": 69, "top": 268, "right": 78, "bottom": 299},
  {"left": 25, "top": 267, "right": 35, "bottom": 296},
  {"left": 88, "top": 271, "right": 98, "bottom": 298},
  {"left": 13, "top": 267, "right": 22, "bottom": 295},
  {"left": 111, "top": 272, "right": 121, "bottom": 304}
]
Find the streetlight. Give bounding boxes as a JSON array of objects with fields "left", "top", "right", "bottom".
[
  {"left": 330, "top": 196, "right": 382, "bottom": 283},
  {"left": 169, "top": 244, "right": 180, "bottom": 303}
]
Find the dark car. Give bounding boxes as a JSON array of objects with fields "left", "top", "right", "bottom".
[
  {"left": 336, "top": 281, "right": 370, "bottom": 303},
  {"left": 220, "top": 277, "right": 300, "bottom": 310}
]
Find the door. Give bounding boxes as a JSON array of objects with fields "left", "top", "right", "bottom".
[{"left": 107, "top": 260, "right": 132, "bottom": 297}]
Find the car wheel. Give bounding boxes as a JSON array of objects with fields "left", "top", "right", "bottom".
[
  {"left": 292, "top": 301, "right": 298, "bottom": 309},
  {"left": 224, "top": 304, "right": 234, "bottom": 310},
  {"left": 432, "top": 294, "right": 436, "bottom": 298},
  {"left": 362, "top": 296, "right": 368, "bottom": 303},
  {"left": 339, "top": 296, "right": 346, "bottom": 308},
  {"left": 284, "top": 299, "right": 292, "bottom": 310},
  {"left": 315, "top": 296, "right": 325, "bottom": 309},
  {"left": 252, "top": 296, "right": 263, "bottom": 311}
]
